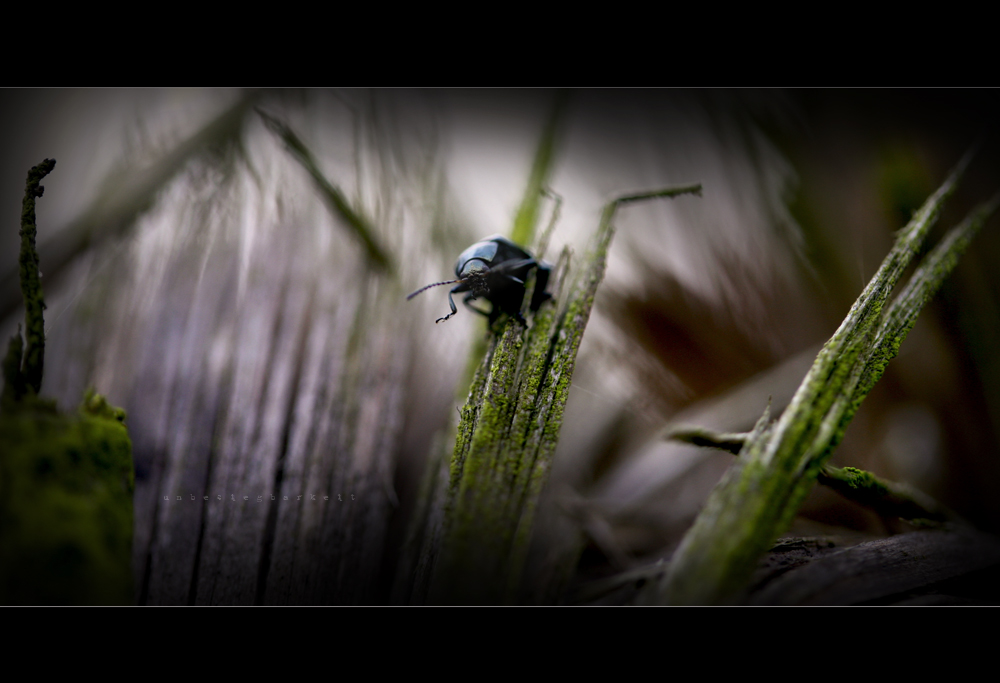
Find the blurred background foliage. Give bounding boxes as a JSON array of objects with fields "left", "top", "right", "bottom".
[{"left": 1, "top": 89, "right": 998, "bottom": 603}]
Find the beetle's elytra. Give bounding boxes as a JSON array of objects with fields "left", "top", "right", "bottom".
[{"left": 407, "top": 235, "right": 552, "bottom": 326}]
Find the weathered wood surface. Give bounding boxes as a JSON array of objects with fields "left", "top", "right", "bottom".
[
  {"left": 123, "top": 229, "right": 407, "bottom": 605},
  {"left": 570, "top": 527, "right": 1000, "bottom": 605},
  {"left": 28, "top": 93, "right": 432, "bottom": 605},
  {"left": 749, "top": 527, "right": 1000, "bottom": 605}
]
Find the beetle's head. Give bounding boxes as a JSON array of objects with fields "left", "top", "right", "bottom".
[
  {"left": 460, "top": 259, "right": 491, "bottom": 297},
  {"left": 405, "top": 261, "right": 490, "bottom": 303}
]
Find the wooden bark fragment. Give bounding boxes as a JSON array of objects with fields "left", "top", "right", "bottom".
[{"left": 748, "top": 528, "right": 1000, "bottom": 605}]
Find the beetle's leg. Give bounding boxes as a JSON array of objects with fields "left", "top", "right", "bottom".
[
  {"left": 530, "top": 261, "right": 552, "bottom": 312},
  {"left": 484, "top": 290, "right": 528, "bottom": 327},
  {"left": 462, "top": 292, "right": 492, "bottom": 318},
  {"left": 436, "top": 283, "right": 467, "bottom": 323}
]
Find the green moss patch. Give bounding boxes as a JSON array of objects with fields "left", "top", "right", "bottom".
[{"left": 0, "top": 394, "right": 134, "bottom": 605}]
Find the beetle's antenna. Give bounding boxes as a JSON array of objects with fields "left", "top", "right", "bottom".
[{"left": 407, "top": 279, "right": 462, "bottom": 300}]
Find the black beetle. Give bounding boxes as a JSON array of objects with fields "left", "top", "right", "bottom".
[{"left": 407, "top": 235, "right": 552, "bottom": 326}]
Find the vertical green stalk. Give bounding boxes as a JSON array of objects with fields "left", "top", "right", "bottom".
[
  {"left": 425, "top": 183, "right": 701, "bottom": 604},
  {"left": 18, "top": 159, "right": 55, "bottom": 396}
]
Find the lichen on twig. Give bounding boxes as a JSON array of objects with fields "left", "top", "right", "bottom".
[
  {"left": 2, "top": 158, "right": 55, "bottom": 407},
  {"left": 666, "top": 426, "right": 952, "bottom": 522}
]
